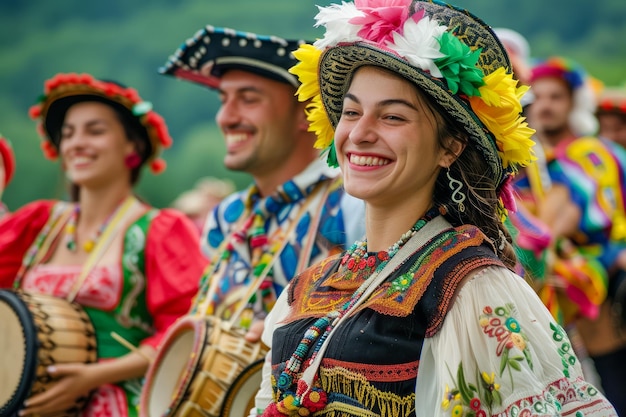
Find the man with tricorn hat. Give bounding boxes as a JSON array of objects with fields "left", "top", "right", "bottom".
[{"left": 160, "top": 26, "right": 365, "bottom": 344}]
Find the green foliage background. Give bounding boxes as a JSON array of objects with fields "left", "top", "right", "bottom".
[{"left": 1, "top": 0, "right": 624, "bottom": 210}]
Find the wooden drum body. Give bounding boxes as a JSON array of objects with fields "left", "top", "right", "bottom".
[
  {"left": 0, "top": 289, "right": 97, "bottom": 417},
  {"left": 140, "top": 315, "right": 268, "bottom": 417}
]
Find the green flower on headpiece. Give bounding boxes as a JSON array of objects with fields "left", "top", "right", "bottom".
[
  {"left": 132, "top": 101, "right": 153, "bottom": 116},
  {"left": 435, "top": 31, "right": 485, "bottom": 96}
]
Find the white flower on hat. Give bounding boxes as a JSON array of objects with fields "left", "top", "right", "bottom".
[
  {"left": 313, "top": 2, "right": 363, "bottom": 49},
  {"left": 388, "top": 15, "right": 446, "bottom": 77}
]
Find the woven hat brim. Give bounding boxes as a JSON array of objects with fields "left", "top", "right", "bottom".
[{"left": 319, "top": 43, "right": 503, "bottom": 183}]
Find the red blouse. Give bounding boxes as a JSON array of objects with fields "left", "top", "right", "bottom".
[{"left": 0, "top": 199, "right": 208, "bottom": 349}]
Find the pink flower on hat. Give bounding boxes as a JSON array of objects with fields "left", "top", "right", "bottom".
[{"left": 350, "top": 0, "right": 413, "bottom": 45}]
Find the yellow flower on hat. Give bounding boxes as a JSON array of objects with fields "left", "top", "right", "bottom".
[
  {"left": 469, "top": 68, "right": 536, "bottom": 169},
  {"left": 291, "top": 44, "right": 322, "bottom": 101},
  {"left": 290, "top": 45, "right": 336, "bottom": 156},
  {"left": 307, "top": 95, "right": 336, "bottom": 152}
]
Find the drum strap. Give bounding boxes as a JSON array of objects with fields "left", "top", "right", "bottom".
[{"left": 66, "top": 196, "right": 139, "bottom": 302}]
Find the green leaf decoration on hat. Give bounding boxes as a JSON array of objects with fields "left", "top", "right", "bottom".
[
  {"left": 435, "top": 31, "right": 485, "bottom": 97},
  {"left": 326, "top": 144, "right": 339, "bottom": 168}
]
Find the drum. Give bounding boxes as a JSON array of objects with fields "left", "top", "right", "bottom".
[
  {"left": 0, "top": 289, "right": 98, "bottom": 417},
  {"left": 140, "top": 315, "right": 268, "bottom": 417}
]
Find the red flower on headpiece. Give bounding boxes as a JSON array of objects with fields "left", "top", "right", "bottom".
[
  {"left": 158, "top": 126, "right": 173, "bottom": 147},
  {"left": 44, "top": 76, "right": 62, "bottom": 94},
  {"left": 351, "top": 0, "right": 413, "bottom": 45},
  {"left": 123, "top": 88, "right": 141, "bottom": 102},
  {"left": 28, "top": 104, "right": 42, "bottom": 120},
  {"left": 76, "top": 73, "right": 93, "bottom": 84},
  {"left": 103, "top": 82, "right": 118, "bottom": 97},
  {"left": 150, "top": 158, "right": 166, "bottom": 174},
  {"left": 40, "top": 139, "right": 58, "bottom": 160}
]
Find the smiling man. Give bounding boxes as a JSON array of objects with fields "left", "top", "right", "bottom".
[{"left": 160, "top": 26, "right": 365, "bottom": 337}]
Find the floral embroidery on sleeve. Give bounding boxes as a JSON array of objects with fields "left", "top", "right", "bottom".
[
  {"left": 442, "top": 364, "right": 503, "bottom": 416},
  {"left": 479, "top": 303, "right": 533, "bottom": 384},
  {"left": 441, "top": 304, "right": 532, "bottom": 416},
  {"left": 550, "top": 322, "right": 577, "bottom": 377},
  {"left": 442, "top": 303, "right": 615, "bottom": 416}
]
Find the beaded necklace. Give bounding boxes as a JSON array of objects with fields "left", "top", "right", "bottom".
[
  {"left": 338, "top": 221, "right": 425, "bottom": 283},
  {"left": 65, "top": 200, "right": 125, "bottom": 253},
  {"left": 270, "top": 207, "right": 439, "bottom": 415}
]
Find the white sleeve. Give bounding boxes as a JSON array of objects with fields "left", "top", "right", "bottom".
[
  {"left": 252, "top": 283, "right": 292, "bottom": 414},
  {"left": 415, "top": 266, "right": 617, "bottom": 417}
]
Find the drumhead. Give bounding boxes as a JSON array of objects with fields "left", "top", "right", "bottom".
[
  {"left": 219, "top": 359, "right": 264, "bottom": 417},
  {"left": 143, "top": 317, "right": 207, "bottom": 417},
  {"left": 0, "top": 290, "right": 38, "bottom": 416}
]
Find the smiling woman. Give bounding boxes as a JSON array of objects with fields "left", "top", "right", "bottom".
[
  {"left": 250, "top": 1, "right": 618, "bottom": 416},
  {"left": 0, "top": 73, "right": 208, "bottom": 417},
  {"left": 334, "top": 66, "right": 454, "bottom": 217}
]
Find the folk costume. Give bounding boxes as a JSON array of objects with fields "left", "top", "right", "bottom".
[
  {"left": 513, "top": 142, "right": 610, "bottom": 325},
  {"left": 195, "top": 158, "right": 363, "bottom": 322},
  {"left": 253, "top": 1, "right": 618, "bottom": 416},
  {"left": 525, "top": 59, "right": 626, "bottom": 276},
  {"left": 262, "top": 219, "right": 615, "bottom": 416},
  {"left": 0, "top": 201, "right": 206, "bottom": 415},
  {"left": 160, "top": 26, "right": 365, "bottom": 325},
  {"left": 521, "top": 58, "right": 626, "bottom": 414},
  {"left": 0, "top": 73, "right": 208, "bottom": 416}
]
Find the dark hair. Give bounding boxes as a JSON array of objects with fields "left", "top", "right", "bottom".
[
  {"left": 61, "top": 98, "right": 153, "bottom": 201},
  {"left": 420, "top": 90, "right": 518, "bottom": 269}
]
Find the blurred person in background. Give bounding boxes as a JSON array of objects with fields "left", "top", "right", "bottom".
[
  {"left": 0, "top": 73, "right": 208, "bottom": 416},
  {"left": 493, "top": 27, "right": 532, "bottom": 86},
  {"left": 160, "top": 26, "right": 365, "bottom": 341},
  {"left": 523, "top": 57, "right": 626, "bottom": 414},
  {"left": 596, "top": 86, "right": 626, "bottom": 149},
  {"left": 170, "top": 176, "right": 236, "bottom": 234}
]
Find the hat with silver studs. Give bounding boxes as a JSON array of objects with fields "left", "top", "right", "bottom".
[{"left": 160, "top": 26, "right": 309, "bottom": 89}]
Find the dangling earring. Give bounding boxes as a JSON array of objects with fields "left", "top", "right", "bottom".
[
  {"left": 498, "top": 229, "right": 507, "bottom": 251},
  {"left": 124, "top": 151, "right": 141, "bottom": 169},
  {"left": 446, "top": 167, "right": 466, "bottom": 213}
]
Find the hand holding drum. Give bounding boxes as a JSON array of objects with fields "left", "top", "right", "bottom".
[{"left": 0, "top": 290, "right": 97, "bottom": 417}]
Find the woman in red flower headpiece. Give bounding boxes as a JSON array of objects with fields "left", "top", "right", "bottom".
[{"left": 0, "top": 73, "right": 208, "bottom": 417}]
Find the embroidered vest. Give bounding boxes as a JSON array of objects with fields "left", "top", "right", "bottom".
[{"left": 271, "top": 225, "right": 503, "bottom": 416}]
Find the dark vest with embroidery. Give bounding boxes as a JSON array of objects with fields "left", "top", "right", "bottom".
[{"left": 270, "top": 225, "right": 504, "bottom": 416}]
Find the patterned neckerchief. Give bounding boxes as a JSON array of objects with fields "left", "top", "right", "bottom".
[{"left": 194, "top": 159, "right": 342, "bottom": 324}]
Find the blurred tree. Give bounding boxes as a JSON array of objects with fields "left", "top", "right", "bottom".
[{"left": 0, "top": 0, "right": 624, "bottom": 209}]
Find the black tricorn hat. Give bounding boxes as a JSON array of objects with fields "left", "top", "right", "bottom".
[{"left": 160, "top": 26, "right": 309, "bottom": 89}]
